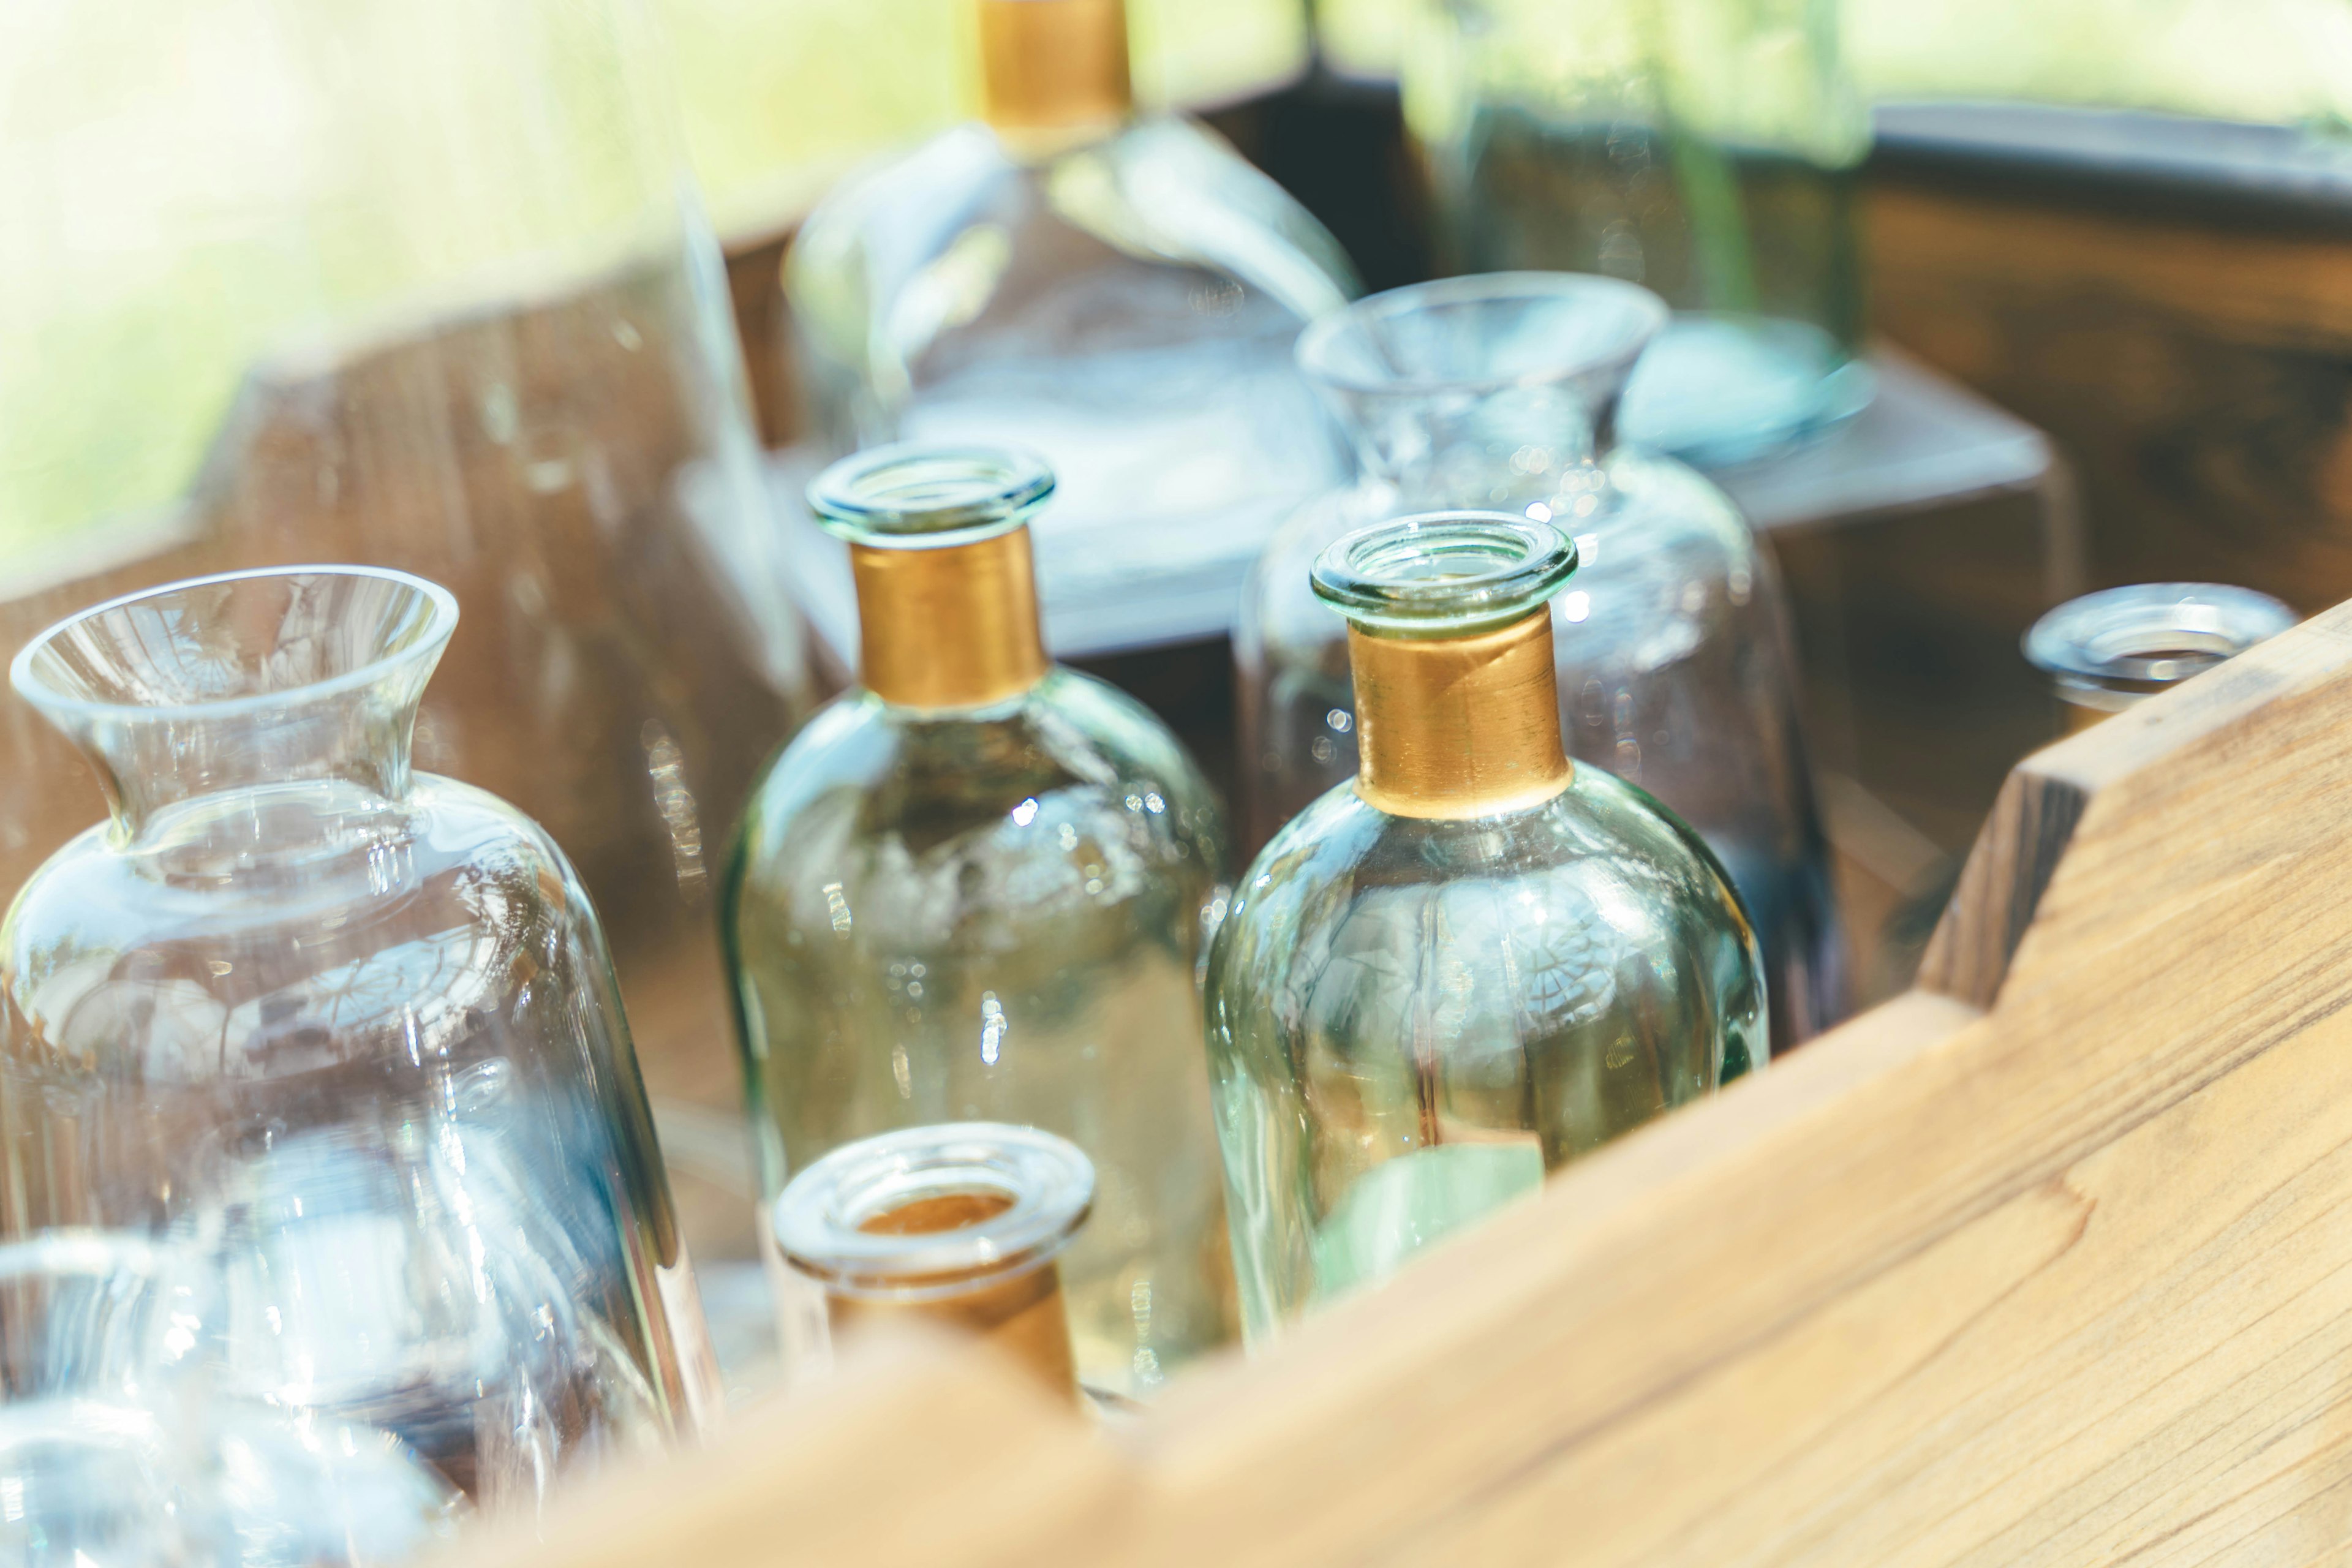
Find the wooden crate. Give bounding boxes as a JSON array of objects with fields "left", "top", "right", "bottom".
[{"left": 459, "top": 597, "right": 2352, "bottom": 1566}]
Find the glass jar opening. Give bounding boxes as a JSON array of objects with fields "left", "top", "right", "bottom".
[
  {"left": 771, "top": 1123, "right": 1093, "bottom": 1302},
  {"left": 2025, "top": 584, "right": 2297, "bottom": 692},
  {"left": 9, "top": 566, "right": 458, "bottom": 724},
  {"left": 1296, "top": 273, "right": 1668, "bottom": 398},
  {"left": 1312, "top": 511, "right": 1578, "bottom": 637},
  {"left": 808, "top": 443, "right": 1057, "bottom": 549}
]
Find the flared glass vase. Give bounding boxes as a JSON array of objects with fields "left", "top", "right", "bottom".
[
  {"left": 1239, "top": 272, "right": 1841, "bottom": 1049},
  {"left": 1208, "top": 514, "right": 1765, "bottom": 1341},
  {"left": 1401, "top": 0, "right": 1872, "bottom": 466},
  {"left": 1, "top": 568, "right": 710, "bottom": 1517},
  {"left": 786, "top": 0, "right": 1360, "bottom": 643},
  {"left": 1, "top": 0, "right": 813, "bottom": 1143},
  {"left": 723, "top": 446, "right": 1233, "bottom": 1401}
]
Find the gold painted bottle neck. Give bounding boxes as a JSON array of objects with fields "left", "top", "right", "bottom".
[
  {"left": 974, "top": 0, "right": 1133, "bottom": 140},
  {"left": 850, "top": 528, "right": 1050, "bottom": 710},
  {"left": 1349, "top": 611, "right": 1572, "bottom": 820}
]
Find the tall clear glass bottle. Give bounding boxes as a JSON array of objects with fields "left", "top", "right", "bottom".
[
  {"left": 1401, "top": 0, "right": 1872, "bottom": 466},
  {"left": 723, "top": 444, "right": 1232, "bottom": 1400},
  {"left": 786, "top": 0, "right": 1361, "bottom": 646},
  {"left": 1240, "top": 272, "right": 1838, "bottom": 1047},
  {"left": 1209, "top": 513, "right": 1765, "bottom": 1341},
  {"left": 2, "top": 568, "right": 710, "bottom": 1515},
  {"left": 2024, "top": 584, "right": 2297, "bottom": 733}
]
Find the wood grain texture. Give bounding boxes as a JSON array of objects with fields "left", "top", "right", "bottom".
[{"left": 459, "top": 601, "right": 2352, "bottom": 1566}]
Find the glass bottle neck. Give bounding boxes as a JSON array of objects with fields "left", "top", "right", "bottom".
[
  {"left": 850, "top": 527, "right": 1051, "bottom": 710},
  {"left": 975, "top": 0, "right": 1133, "bottom": 140},
  {"left": 1348, "top": 610, "right": 1571, "bottom": 820}
]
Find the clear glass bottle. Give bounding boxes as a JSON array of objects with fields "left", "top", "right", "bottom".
[
  {"left": 724, "top": 444, "right": 1232, "bottom": 1401},
  {"left": 1, "top": 0, "right": 814, "bottom": 1145},
  {"left": 771, "top": 1123, "right": 1094, "bottom": 1406},
  {"left": 786, "top": 0, "right": 1362, "bottom": 643},
  {"left": 1401, "top": 0, "right": 1872, "bottom": 466},
  {"left": 1239, "top": 272, "right": 1839, "bottom": 1048},
  {"left": 2, "top": 567, "right": 712, "bottom": 1514},
  {"left": 1208, "top": 513, "right": 1766, "bottom": 1341},
  {"left": 2024, "top": 584, "right": 2298, "bottom": 732}
]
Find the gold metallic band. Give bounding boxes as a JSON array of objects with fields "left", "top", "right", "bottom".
[
  {"left": 1349, "top": 611, "right": 1572, "bottom": 820},
  {"left": 976, "top": 0, "right": 1131, "bottom": 135},
  {"left": 829, "top": 1263, "right": 1079, "bottom": 1404},
  {"left": 851, "top": 529, "right": 1050, "bottom": 710}
]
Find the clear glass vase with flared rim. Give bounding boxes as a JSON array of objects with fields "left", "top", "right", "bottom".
[
  {"left": 4, "top": 565, "right": 713, "bottom": 1515},
  {"left": 2024, "top": 582, "right": 2299, "bottom": 732},
  {"left": 1239, "top": 270, "right": 1843, "bottom": 1050}
]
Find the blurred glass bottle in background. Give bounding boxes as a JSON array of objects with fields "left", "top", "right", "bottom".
[
  {"left": 1240, "top": 273, "right": 1840, "bottom": 1049},
  {"left": 787, "top": 0, "right": 1362, "bottom": 649},
  {"left": 1208, "top": 513, "right": 1765, "bottom": 1340},
  {"left": 2, "top": 568, "right": 710, "bottom": 1516},
  {"left": 2024, "top": 584, "right": 2297, "bottom": 732},
  {"left": 771, "top": 1123, "right": 1095, "bottom": 1406},
  {"left": 1401, "top": 0, "right": 1872, "bottom": 467},
  {"left": 724, "top": 445, "right": 1233, "bottom": 1402}
]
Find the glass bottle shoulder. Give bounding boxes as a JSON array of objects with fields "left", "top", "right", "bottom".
[{"left": 731, "top": 668, "right": 1224, "bottom": 916}]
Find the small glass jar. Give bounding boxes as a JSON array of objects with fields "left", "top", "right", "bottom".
[
  {"left": 786, "top": 0, "right": 1360, "bottom": 642},
  {"left": 1208, "top": 513, "right": 1765, "bottom": 1342},
  {"left": 2024, "top": 584, "right": 2298, "bottom": 731},
  {"left": 1400, "top": 0, "right": 1872, "bottom": 466},
  {"left": 1240, "top": 272, "right": 1840, "bottom": 1049},
  {"left": 771, "top": 1123, "right": 1094, "bottom": 1404},
  {"left": 725, "top": 445, "right": 1233, "bottom": 1401},
  {"left": 3, "top": 567, "right": 712, "bottom": 1515}
]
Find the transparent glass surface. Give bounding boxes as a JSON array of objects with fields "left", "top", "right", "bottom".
[
  {"left": 1, "top": 0, "right": 815, "bottom": 1148},
  {"left": 2024, "top": 582, "right": 2299, "bottom": 722},
  {"left": 725, "top": 670, "right": 1232, "bottom": 1399},
  {"left": 1240, "top": 273, "right": 1841, "bottom": 1047},
  {"left": 1, "top": 570, "right": 710, "bottom": 1519},
  {"left": 788, "top": 100, "right": 1360, "bottom": 623},
  {"left": 0, "top": 1233, "right": 464, "bottom": 1567},
  {"left": 1208, "top": 516, "right": 1765, "bottom": 1341},
  {"left": 1400, "top": 0, "right": 1873, "bottom": 466}
]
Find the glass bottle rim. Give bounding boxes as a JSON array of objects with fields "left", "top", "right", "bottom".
[
  {"left": 9, "top": 564, "right": 459, "bottom": 726},
  {"left": 1312, "top": 511, "right": 1578, "bottom": 636},
  {"left": 1295, "top": 271, "right": 1669, "bottom": 399},
  {"left": 2024, "top": 582, "right": 2297, "bottom": 687},
  {"left": 771, "top": 1121, "right": 1094, "bottom": 1303},
  {"left": 807, "top": 442, "right": 1057, "bottom": 549}
]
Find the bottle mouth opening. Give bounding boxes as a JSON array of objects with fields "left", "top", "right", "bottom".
[
  {"left": 809, "top": 442, "right": 1057, "bottom": 549},
  {"left": 10, "top": 566, "right": 458, "bottom": 725},
  {"left": 771, "top": 1123, "right": 1093, "bottom": 1302},
  {"left": 2024, "top": 583, "right": 2297, "bottom": 688},
  {"left": 1296, "top": 272, "right": 1668, "bottom": 399},
  {"left": 1313, "top": 511, "right": 1578, "bottom": 636}
]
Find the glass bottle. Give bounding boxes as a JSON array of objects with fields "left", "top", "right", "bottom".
[
  {"left": 2024, "top": 584, "right": 2298, "bottom": 732},
  {"left": 770, "top": 1123, "right": 1093, "bottom": 1405},
  {"left": 1239, "top": 271, "right": 1839, "bottom": 1048},
  {"left": 724, "top": 444, "right": 1232, "bottom": 1401},
  {"left": 786, "top": 0, "right": 1362, "bottom": 644},
  {"left": 1401, "top": 0, "right": 1873, "bottom": 466},
  {"left": 2, "top": 0, "right": 814, "bottom": 1145},
  {"left": 1208, "top": 512, "right": 1766, "bottom": 1342},
  {"left": 2, "top": 567, "right": 713, "bottom": 1514}
]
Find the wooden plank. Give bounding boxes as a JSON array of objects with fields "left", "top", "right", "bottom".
[{"left": 458, "top": 600, "right": 2352, "bottom": 1566}]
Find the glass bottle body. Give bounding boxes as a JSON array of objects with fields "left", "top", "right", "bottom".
[
  {"left": 725, "top": 671, "right": 1232, "bottom": 1398},
  {"left": 788, "top": 111, "right": 1360, "bottom": 635},
  {"left": 1401, "top": 0, "right": 1872, "bottom": 466},
  {"left": 1, "top": 570, "right": 706, "bottom": 1515},
  {"left": 1241, "top": 277, "right": 1841, "bottom": 1046}
]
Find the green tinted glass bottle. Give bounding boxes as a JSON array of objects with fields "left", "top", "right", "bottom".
[
  {"left": 1205, "top": 512, "right": 1766, "bottom": 1342},
  {"left": 723, "top": 443, "right": 1233, "bottom": 1398}
]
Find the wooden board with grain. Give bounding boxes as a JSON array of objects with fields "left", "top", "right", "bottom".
[{"left": 459, "top": 600, "right": 2352, "bottom": 1566}]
